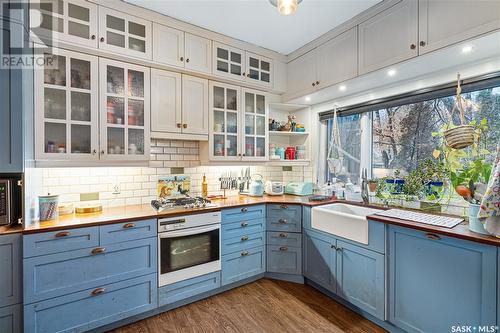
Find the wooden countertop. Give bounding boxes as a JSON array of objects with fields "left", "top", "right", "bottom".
[{"left": 13, "top": 195, "right": 500, "bottom": 247}]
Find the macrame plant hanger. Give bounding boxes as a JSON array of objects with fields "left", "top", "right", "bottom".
[{"left": 327, "top": 107, "right": 344, "bottom": 175}]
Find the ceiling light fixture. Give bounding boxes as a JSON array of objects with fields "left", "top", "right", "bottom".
[
  {"left": 269, "top": 0, "right": 303, "bottom": 16},
  {"left": 339, "top": 85, "right": 346, "bottom": 92},
  {"left": 462, "top": 45, "right": 473, "bottom": 54},
  {"left": 387, "top": 69, "right": 397, "bottom": 77},
  {"left": 305, "top": 96, "right": 311, "bottom": 102}
]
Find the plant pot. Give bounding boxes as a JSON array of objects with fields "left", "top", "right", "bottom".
[
  {"left": 444, "top": 125, "right": 475, "bottom": 149},
  {"left": 386, "top": 179, "right": 405, "bottom": 194},
  {"left": 368, "top": 181, "right": 378, "bottom": 192},
  {"left": 468, "top": 203, "right": 490, "bottom": 235}
]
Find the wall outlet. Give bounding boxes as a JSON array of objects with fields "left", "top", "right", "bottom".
[
  {"left": 80, "top": 192, "right": 99, "bottom": 201},
  {"left": 112, "top": 184, "right": 121, "bottom": 194},
  {"left": 171, "top": 167, "right": 184, "bottom": 174},
  {"left": 282, "top": 166, "right": 292, "bottom": 172}
]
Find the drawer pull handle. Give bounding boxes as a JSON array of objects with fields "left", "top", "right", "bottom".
[
  {"left": 279, "top": 233, "right": 288, "bottom": 238},
  {"left": 241, "top": 251, "right": 249, "bottom": 256},
  {"left": 241, "top": 222, "right": 248, "bottom": 227},
  {"left": 123, "top": 223, "right": 135, "bottom": 229},
  {"left": 91, "top": 247, "right": 106, "bottom": 255},
  {"left": 331, "top": 244, "right": 337, "bottom": 249},
  {"left": 55, "top": 231, "right": 70, "bottom": 238},
  {"left": 278, "top": 218, "right": 287, "bottom": 224},
  {"left": 280, "top": 205, "right": 288, "bottom": 209},
  {"left": 241, "top": 235, "right": 249, "bottom": 241},
  {"left": 241, "top": 208, "right": 248, "bottom": 212},
  {"left": 279, "top": 246, "right": 288, "bottom": 251},
  {"left": 91, "top": 287, "right": 106, "bottom": 296},
  {"left": 425, "top": 233, "right": 441, "bottom": 240}
]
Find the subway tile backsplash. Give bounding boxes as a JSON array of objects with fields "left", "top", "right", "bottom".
[{"left": 40, "top": 139, "right": 314, "bottom": 207}]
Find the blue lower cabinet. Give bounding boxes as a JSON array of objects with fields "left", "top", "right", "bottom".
[
  {"left": 388, "top": 225, "right": 497, "bottom": 333},
  {"left": 222, "top": 232, "right": 265, "bottom": 255},
  {"left": 222, "top": 246, "right": 265, "bottom": 286},
  {"left": 222, "top": 205, "right": 265, "bottom": 224},
  {"left": 99, "top": 219, "right": 157, "bottom": 245},
  {"left": 0, "top": 234, "right": 21, "bottom": 308},
  {"left": 267, "top": 231, "right": 301, "bottom": 247},
  {"left": 24, "top": 238, "right": 157, "bottom": 303},
  {"left": 24, "top": 274, "right": 158, "bottom": 333},
  {"left": 303, "top": 230, "right": 336, "bottom": 292},
  {"left": 0, "top": 304, "right": 22, "bottom": 333},
  {"left": 267, "top": 245, "right": 301, "bottom": 275},
  {"left": 158, "top": 272, "right": 220, "bottom": 306},
  {"left": 222, "top": 218, "right": 265, "bottom": 239},
  {"left": 336, "top": 240, "right": 384, "bottom": 320}
]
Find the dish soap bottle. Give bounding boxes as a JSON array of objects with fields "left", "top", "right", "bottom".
[{"left": 201, "top": 174, "right": 208, "bottom": 198}]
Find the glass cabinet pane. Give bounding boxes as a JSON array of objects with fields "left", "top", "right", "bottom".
[
  {"left": 256, "top": 95, "right": 265, "bottom": 114},
  {"left": 256, "top": 116, "right": 265, "bottom": 136},
  {"left": 230, "top": 64, "right": 241, "bottom": 76},
  {"left": 226, "top": 112, "right": 237, "bottom": 133},
  {"left": 44, "top": 54, "right": 66, "bottom": 86},
  {"left": 71, "top": 58, "right": 90, "bottom": 89},
  {"left": 107, "top": 15, "right": 125, "bottom": 31},
  {"left": 214, "top": 135, "right": 225, "bottom": 156},
  {"left": 249, "top": 69, "right": 259, "bottom": 80},
  {"left": 107, "top": 66, "right": 124, "bottom": 94},
  {"left": 230, "top": 52, "right": 241, "bottom": 64},
  {"left": 214, "top": 111, "right": 225, "bottom": 132},
  {"left": 129, "top": 22, "right": 145, "bottom": 37},
  {"left": 44, "top": 88, "right": 66, "bottom": 119},
  {"left": 40, "top": 13, "right": 64, "bottom": 33},
  {"left": 68, "top": 3, "right": 89, "bottom": 21},
  {"left": 107, "top": 127, "right": 125, "bottom": 154},
  {"left": 249, "top": 57, "right": 259, "bottom": 69},
  {"left": 39, "top": 0, "right": 64, "bottom": 14},
  {"left": 107, "top": 97, "right": 125, "bottom": 124},
  {"left": 44, "top": 122, "right": 66, "bottom": 153},
  {"left": 226, "top": 89, "right": 237, "bottom": 110},
  {"left": 256, "top": 137, "right": 265, "bottom": 157},
  {"left": 107, "top": 31, "right": 125, "bottom": 48},
  {"left": 68, "top": 21, "right": 89, "bottom": 39},
  {"left": 245, "top": 137, "right": 254, "bottom": 157},
  {"left": 261, "top": 61, "right": 270, "bottom": 72},
  {"left": 261, "top": 72, "right": 270, "bottom": 83},
  {"left": 245, "top": 93, "right": 254, "bottom": 113},
  {"left": 71, "top": 124, "right": 91, "bottom": 154},
  {"left": 226, "top": 135, "right": 238, "bottom": 156},
  {"left": 129, "top": 37, "right": 145, "bottom": 52},
  {"left": 217, "top": 48, "right": 228, "bottom": 60},
  {"left": 128, "top": 99, "right": 144, "bottom": 126},
  {"left": 128, "top": 70, "right": 144, "bottom": 97},
  {"left": 214, "top": 87, "right": 224, "bottom": 108},
  {"left": 245, "top": 115, "right": 254, "bottom": 135},
  {"left": 128, "top": 129, "right": 144, "bottom": 154},
  {"left": 71, "top": 91, "right": 90, "bottom": 121},
  {"left": 217, "top": 61, "right": 228, "bottom": 73}
]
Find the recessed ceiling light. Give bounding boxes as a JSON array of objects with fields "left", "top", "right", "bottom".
[
  {"left": 387, "top": 69, "right": 397, "bottom": 77},
  {"left": 305, "top": 96, "right": 311, "bottom": 102},
  {"left": 462, "top": 45, "right": 473, "bottom": 54},
  {"left": 339, "top": 85, "right": 346, "bottom": 92}
]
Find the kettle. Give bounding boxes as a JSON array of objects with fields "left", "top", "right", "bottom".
[{"left": 249, "top": 174, "right": 264, "bottom": 197}]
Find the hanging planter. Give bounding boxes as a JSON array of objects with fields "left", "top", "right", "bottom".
[
  {"left": 327, "top": 107, "right": 345, "bottom": 175},
  {"left": 444, "top": 73, "right": 475, "bottom": 149}
]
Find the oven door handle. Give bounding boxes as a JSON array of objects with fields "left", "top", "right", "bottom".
[{"left": 158, "top": 224, "right": 220, "bottom": 238}]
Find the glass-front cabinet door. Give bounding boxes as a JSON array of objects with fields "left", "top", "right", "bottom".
[
  {"left": 98, "top": 7, "right": 152, "bottom": 60},
  {"left": 242, "top": 89, "right": 268, "bottom": 161},
  {"left": 209, "top": 82, "right": 241, "bottom": 161},
  {"left": 246, "top": 52, "right": 273, "bottom": 87},
  {"left": 213, "top": 42, "right": 245, "bottom": 81},
  {"left": 35, "top": 49, "right": 99, "bottom": 161},
  {"left": 30, "top": 0, "right": 98, "bottom": 48},
  {"left": 99, "top": 59, "right": 150, "bottom": 161}
]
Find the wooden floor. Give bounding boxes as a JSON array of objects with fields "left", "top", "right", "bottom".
[{"left": 110, "top": 279, "right": 387, "bottom": 333}]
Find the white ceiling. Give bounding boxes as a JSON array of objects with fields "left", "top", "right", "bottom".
[{"left": 124, "top": 0, "right": 381, "bottom": 55}]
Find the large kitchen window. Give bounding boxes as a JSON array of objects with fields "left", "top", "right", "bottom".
[{"left": 323, "top": 80, "right": 500, "bottom": 182}]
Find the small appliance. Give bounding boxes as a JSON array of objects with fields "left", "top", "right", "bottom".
[
  {"left": 284, "top": 182, "right": 313, "bottom": 196},
  {"left": 0, "top": 177, "right": 22, "bottom": 226},
  {"left": 248, "top": 174, "right": 264, "bottom": 197},
  {"left": 265, "top": 181, "right": 284, "bottom": 196}
]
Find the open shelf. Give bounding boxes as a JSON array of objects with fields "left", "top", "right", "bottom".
[
  {"left": 269, "top": 131, "right": 309, "bottom": 136},
  {"left": 266, "top": 159, "right": 310, "bottom": 166}
]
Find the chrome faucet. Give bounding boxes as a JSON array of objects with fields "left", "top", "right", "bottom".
[{"left": 361, "top": 168, "right": 369, "bottom": 205}]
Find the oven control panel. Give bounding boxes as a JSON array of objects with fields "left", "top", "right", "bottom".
[{"left": 158, "top": 211, "right": 221, "bottom": 233}]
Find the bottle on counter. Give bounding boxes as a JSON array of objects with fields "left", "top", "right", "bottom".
[{"left": 202, "top": 174, "right": 208, "bottom": 198}]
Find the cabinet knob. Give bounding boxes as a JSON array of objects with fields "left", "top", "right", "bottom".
[
  {"left": 55, "top": 231, "right": 70, "bottom": 238},
  {"left": 316, "top": 81, "right": 320, "bottom": 85},
  {"left": 91, "top": 247, "right": 106, "bottom": 255},
  {"left": 91, "top": 287, "right": 106, "bottom": 296},
  {"left": 241, "top": 251, "right": 249, "bottom": 256},
  {"left": 92, "top": 149, "right": 97, "bottom": 155},
  {"left": 247, "top": 73, "right": 250, "bottom": 78},
  {"left": 100, "top": 37, "right": 105, "bottom": 42},
  {"left": 312, "top": 82, "right": 316, "bottom": 87},
  {"left": 91, "top": 35, "right": 96, "bottom": 40},
  {"left": 183, "top": 124, "right": 187, "bottom": 129},
  {"left": 242, "top": 154, "right": 246, "bottom": 157},
  {"left": 278, "top": 218, "right": 287, "bottom": 224},
  {"left": 176, "top": 123, "right": 182, "bottom": 128},
  {"left": 186, "top": 58, "right": 190, "bottom": 63},
  {"left": 123, "top": 223, "right": 135, "bottom": 229},
  {"left": 279, "top": 246, "right": 288, "bottom": 251},
  {"left": 101, "top": 150, "right": 105, "bottom": 155},
  {"left": 241, "top": 222, "right": 248, "bottom": 227},
  {"left": 410, "top": 44, "right": 416, "bottom": 50},
  {"left": 420, "top": 41, "right": 426, "bottom": 47},
  {"left": 180, "top": 56, "right": 184, "bottom": 61},
  {"left": 241, "top": 235, "right": 249, "bottom": 241},
  {"left": 241, "top": 207, "right": 248, "bottom": 212},
  {"left": 425, "top": 233, "right": 441, "bottom": 240},
  {"left": 279, "top": 233, "right": 288, "bottom": 238},
  {"left": 242, "top": 72, "right": 246, "bottom": 76}
]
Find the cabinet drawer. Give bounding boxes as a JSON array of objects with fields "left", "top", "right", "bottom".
[
  {"left": 24, "top": 274, "right": 157, "bottom": 333},
  {"left": 24, "top": 238, "right": 157, "bottom": 303},
  {"left": 222, "top": 218, "right": 265, "bottom": 240},
  {"left": 23, "top": 227, "right": 99, "bottom": 258},
  {"left": 158, "top": 271, "right": 220, "bottom": 306},
  {"left": 100, "top": 219, "right": 156, "bottom": 245},
  {"left": 267, "top": 245, "right": 302, "bottom": 275},
  {"left": 221, "top": 246, "right": 265, "bottom": 286},
  {"left": 267, "top": 216, "right": 301, "bottom": 233},
  {"left": 0, "top": 234, "right": 21, "bottom": 308},
  {"left": 267, "top": 231, "right": 302, "bottom": 247},
  {"left": 222, "top": 205, "right": 265, "bottom": 223},
  {"left": 0, "top": 304, "right": 22, "bottom": 333},
  {"left": 267, "top": 204, "right": 302, "bottom": 219},
  {"left": 222, "top": 232, "right": 265, "bottom": 255}
]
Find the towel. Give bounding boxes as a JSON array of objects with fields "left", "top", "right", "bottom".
[{"left": 481, "top": 146, "right": 500, "bottom": 236}]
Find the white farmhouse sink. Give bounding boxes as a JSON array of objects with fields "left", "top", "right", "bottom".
[{"left": 311, "top": 204, "right": 383, "bottom": 245}]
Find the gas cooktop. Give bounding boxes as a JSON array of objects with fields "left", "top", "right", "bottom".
[{"left": 151, "top": 196, "right": 216, "bottom": 211}]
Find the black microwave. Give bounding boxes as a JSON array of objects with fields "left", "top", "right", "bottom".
[{"left": 0, "top": 177, "right": 22, "bottom": 226}]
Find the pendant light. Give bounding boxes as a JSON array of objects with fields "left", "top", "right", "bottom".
[{"left": 269, "top": 0, "right": 303, "bottom": 16}]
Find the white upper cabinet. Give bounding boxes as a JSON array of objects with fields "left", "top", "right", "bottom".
[
  {"left": 98, "top": 7, "right": 152, "bottom": 60},
  {"left": 35, "top": 49, "right": 99, "bottom": 162},
  {"left": 185, "top": 33, "right": 212, "bottom": 74},
  {"left": 151, "top": 69, "right": 182, "bottom": 134},
  {"left": 418, "top": 0, "right": 500, "bottom": 54},
  {"left": 99, "top": 58, "right": 150, "bottom": 161},
  {"left": 316, "top": 27, "right": 358, "bottom": 89},
  {"left": 246, "top": 53, "right": 273, "bottom": 87},
  {"left": 213, "top": 42, "right": 246, "bottom": 81},
  {"left": 241, "top": 89, "right": 268, "bottom": 161},
  {"left": 30, "top": 0, "right": 98, "bottom": 48},
  {"left": 287, "top": 49, "right": 317, "bottom": 98},
  {"left": 358, "top": 0, "right": 418, "bottom": 74},
  {"left": 153, "top": 24, "right": 185, "bottom": 68},
  {"left": 182, "top": 75, "right": 209, "bottom": 135}
]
